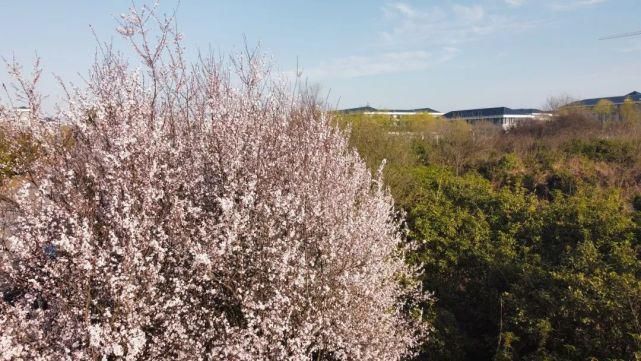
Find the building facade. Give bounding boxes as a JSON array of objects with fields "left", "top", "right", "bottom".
[
  {"left": 443, "top": 107, "right": 551, "bottom": 130},
  {"left": 340, "top": 106, "right": 443, "bottom": 118}
]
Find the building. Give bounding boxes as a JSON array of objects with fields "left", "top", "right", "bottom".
[
  {"left": 443, "top": 107, "right": 551, "bottom": 130},
  {"left": 568, "top": 91, "right": 641, "bottom": 108},
  {"left": 0, "top": 106, "right": 32, "bottom": 127},
  {"left": 15, "top": 106, "right": 31, "bottom": 126},
  {"left": 339, "top": 106, "right": 443, "bottom": 118}
]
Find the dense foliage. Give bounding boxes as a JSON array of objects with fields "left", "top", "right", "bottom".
[
  {"left": 0, "top": 127, "right": 39, "bottom": 183},
  {"left": 0, "top": 5, "right": 424, "bottom": 360},
  {"left": 338, "top": 108, "right": 641, "bottom": 360},
  {"left": 2, "top": 3, "right": 640, "bottom": 359}
]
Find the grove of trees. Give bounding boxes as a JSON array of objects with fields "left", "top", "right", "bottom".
[{"left": 337, "top": 107, "right": 641, "bottom": 360}]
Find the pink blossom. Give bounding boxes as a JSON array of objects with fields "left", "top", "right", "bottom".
[{"left": 0, "top": 4, "right": 428, "bottom": 360}]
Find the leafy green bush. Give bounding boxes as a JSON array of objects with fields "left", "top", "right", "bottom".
[
  {"left": 565, "top": 139, "right": 635, "bottom": 165},
  {"left": 400, "top": 167, "right": 641, "bottom": 360},
  {"left": 340, "top": 109, "right": 641, "bottom": 360}
]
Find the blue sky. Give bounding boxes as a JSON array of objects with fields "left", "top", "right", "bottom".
[{"left": 1, "top": 0, "right": 640, "bottom": 112}]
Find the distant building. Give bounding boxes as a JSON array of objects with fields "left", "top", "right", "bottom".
[
  {"left": 568, "top": 91, "right": 641, "bottom": 108},
  {"left": 15, "top": 106, "right": 31, "bottom": 125},
  {"left": 339, "top": 106, "right": 443, "bottom": 118},
  {"left": 0, "top": 106, "right": 32, "bottom": 127},
  {"left": 443, "top": 107, "right": 551, "bottom": 130}
]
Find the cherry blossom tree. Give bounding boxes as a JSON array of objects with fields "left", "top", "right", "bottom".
[{"left": 0, "top": 3, "right": 426, "bottom": 360}]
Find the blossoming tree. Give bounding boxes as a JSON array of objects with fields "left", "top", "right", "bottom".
[{"left": 0, "top": 4, "right": 426, "bottom": 360}]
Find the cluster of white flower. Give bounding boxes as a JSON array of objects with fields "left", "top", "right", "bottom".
[{"left": 0, "top": 3, "right": 427, "bottom": 360}]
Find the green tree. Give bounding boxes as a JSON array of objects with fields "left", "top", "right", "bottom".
[
  {"left": 503, "top": 190, "right": 641, "bottom": 360},
  {"left": 397, "top": 165, "right": 641, "bottom": 360},
  {"left": 398, "top": 166, "right": 536, "bottom": 360},
  {"left": 593, "top": 99, "right": 615, "bottom": 123},
  {"left": 340, "top": 106, "right": 641, "bottom": 361},
  {"left": 621, "top": 97, "right": 641, "bottom": 126}
]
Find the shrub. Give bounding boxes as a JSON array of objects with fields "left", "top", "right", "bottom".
[
  {"left": 565, "top": 139, "right": 634, "bottom": 165},
  {"left": 0, "top": 127, "right": 40, "bottom": 182},
  {"left": 0, "top": 5, "right": 425, "bottom": 360},
  {"left": 399, "top": 165, "right": 641, "bottom": 360}
]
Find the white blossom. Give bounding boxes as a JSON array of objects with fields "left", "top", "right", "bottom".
[{"left": 0, "top": 3, "right": 428, "bottom": 360}]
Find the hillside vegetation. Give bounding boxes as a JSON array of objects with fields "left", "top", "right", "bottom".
[
  {"left": 3, "top": 104, "right": 641, "bottom": 359},
  {"left": 337, "top": 108, "right": 641, "bottom": 360}
]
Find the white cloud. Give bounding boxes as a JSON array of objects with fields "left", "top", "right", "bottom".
[
  {"left": 386, "top": 2, "right": 417, "bottom": 18},
  {"left": 379, "top": 2, "right": 535, "bottom": 48},
  {"left": 504, "top": 0, "right": 526, "bottom": 6},
  {"left": 452, "top": 4, "right": 486, "bottom": 22},
  {"left": 288, "top": 1, "right": 546, "bottom": 82},
  {"left": 548, "top": 0, "right": 607, "bottom": 11},
  {"left": 298, "top": 48, "right": 460, "bottom": 80}
]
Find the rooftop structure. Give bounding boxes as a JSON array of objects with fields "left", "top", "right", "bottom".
[
  {"left": 443, "top": 107, "right": 551, "bottom": 130},
  {"left": 569, "top": 91, "right": 641, "bottom": 107},
  {"left": 339, "top": 106, "right": 443, "bottom": 118}
]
